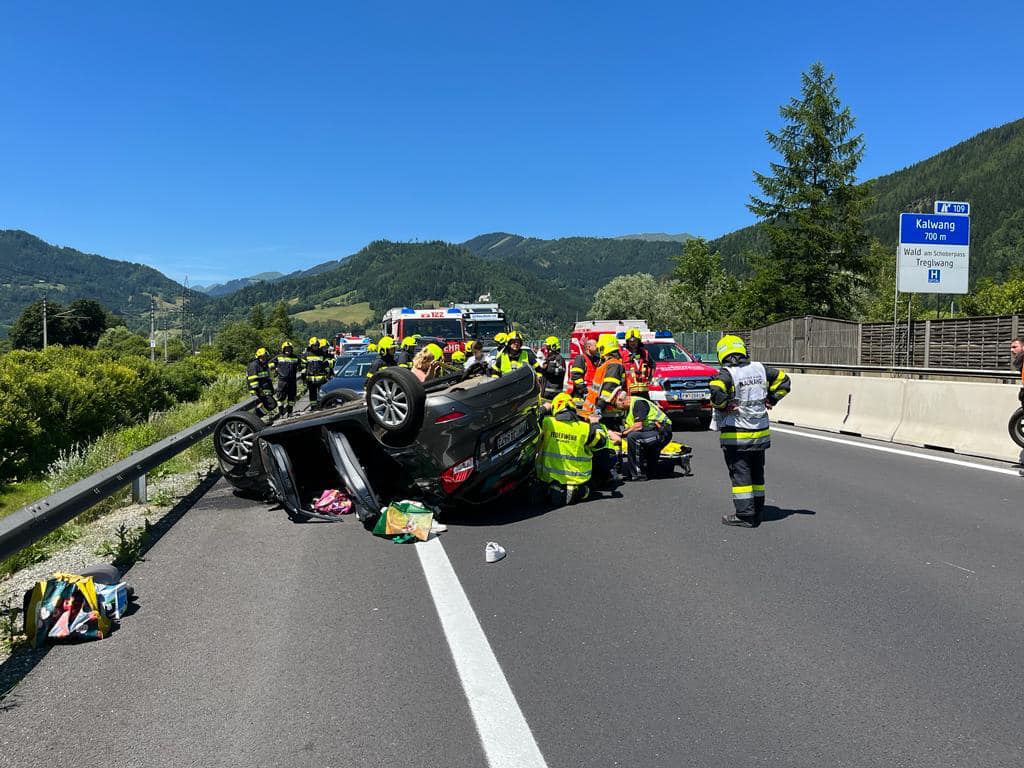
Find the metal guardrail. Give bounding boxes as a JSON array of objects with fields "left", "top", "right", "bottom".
[
  {"left": 0, "top": 398, "right": 256, "bottom": 563},
  {"left": 773, "top": 362, "right": 1018, "bottom": 382}
]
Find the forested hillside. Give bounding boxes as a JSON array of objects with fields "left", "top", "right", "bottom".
[
  {"left": 0, "top": 230, "right": 202, "bottom": 334},
  {"left": 712, "top": 117, "right": 1024, "bottom": 284},
  {"left": 196, "top": 240, "right": 592, "bottom": 331},
  {"left": 462, "top": 233, "right": 682, "bottom": 294}
]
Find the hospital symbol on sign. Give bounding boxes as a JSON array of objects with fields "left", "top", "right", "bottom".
[{"left": 927, "top": 269, "right": 941, "bottom": 283}]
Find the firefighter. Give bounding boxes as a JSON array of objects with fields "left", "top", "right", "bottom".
[
  {"left": 709, "top": 335, "right": 791, "bottom": 528},
  {"left": 303, "top": 336, "right": 330, "bottom": 407},
  {"left": 569, "top": 338, "right": 600, "bottom": 399},
  {"left": 623, "top": 328, "right": 652, "bottom": 396},
  {"left": 451, "top": 349, "right": 467, "bottom": 366},
  {"left": 491, "top": 332, "right": 508, "bottom": 365},
  {"left": 368, "top": 335, "right": 398, "bottom": 377},
  {"left": 396, "top": 336, "right": 417, "bottom": 368},
  {"left": 272, "top": 340, "right": 301, "bottom": 417},
  {"left": 581, "top": 334, "right": 626, "bottom": 421},
  {"left": 367, "top": 341, "right": 378, "bottom": 353},
  {"left": 538, "top": 336, "right": 567, "bottom": 400},
  {"left": 536, "top": 393, "right": 619, "bottom": 506},
  {"left": 496, "top": 331, "right": 537, "bottom": 373},
  {"left": 613, "top": 389, "right": 675, "bottom": 481},
  {"left": 246, "top": 347, "right": 278, "bottom": 421}
]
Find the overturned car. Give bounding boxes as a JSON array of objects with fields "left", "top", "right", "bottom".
[{"left": 213, "top": 365, "right": 541, "bottom": 521}]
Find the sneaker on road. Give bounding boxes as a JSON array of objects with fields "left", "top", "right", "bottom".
[{"left": 485, "top": 542, "right": 506, "bottom": 563}]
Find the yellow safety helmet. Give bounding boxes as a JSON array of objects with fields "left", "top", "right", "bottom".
[
  {"left": 451, "top": 350, "right": 467, "bottom": 363},
  {"left": 319, "top": 338, "right": 329, "bottom": 349},
  {"left": 506, "top": 330, "right": 523, "bottom": 343},
  {"left": 255, "top": 347, "right": 268, "bottom": 358},
  {"left": 377, "top": 335, "right": 396, "bottom": 351},
  {"left": 716, "top": 334, "right": 748, "bottom": 363},
  {"left": 281, "top": 340, "right": 294, "bottom": 351},
  {"left": 625, "top": 328, "right": 642, "bottom": 341},
  {"left": 401, "top": 336, "right": 417, "bottom": 349},
  {"left": 308, "top": 336, "right": 318, "bottom": 345},
  {"left": 551, "top": 393, "right": 575, "bottom": 415},
  {"left": 367, "top": 342, "right": 378, "bottom": 352},
  {"left": 425, "top": 343, "right": 445, "bottom": 361},
  {"left": 494, "top": 332, "right": 508, "bottom": 345},
  {"left": 544, "top": 335, "right": 560, "bottom": 350},
  {"left": 596, "top": 333, "right": 619, "bottom": 358}
]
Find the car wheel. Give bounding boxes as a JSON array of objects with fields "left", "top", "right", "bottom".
[
  {"left": 214, "top": 411, "right": 264, "bottom": 468},
  {"left": 698, "top": 413, "right": 713, "bottom": 430},
  {"left": 1009, "top": 408, "right": 1024, "bottom": 449},
  {"left": 365, "top": 367, "right": 425, "bottom": 440},
  {"left": 320, "top": 389, "right": 361, "bottom": 409}
]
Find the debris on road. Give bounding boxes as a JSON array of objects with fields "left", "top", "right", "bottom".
[
  {"left": 372, "top": 500, "right": 435, "bottom": 543},
  {"left": 485, "top": 542, "right": 506, "bottom": 563},
  {"left": 312, "top": 489, "right": 354, "bottom": 517},
  {"left": 23, "top": 567, "right": 135, "bottom": 647}
]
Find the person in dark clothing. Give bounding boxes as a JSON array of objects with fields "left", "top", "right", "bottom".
[
  {"left": 246, "top": 347, "right": 278, "bottom": 421},
  {"left": 368, "top": 336, "right": 398, "bottom": 377},
  {"left": 272, "top": 340, "right": 301, "bottom": 417},
  {"left": 538, "top": 336, "right": 567, "bottom": 399},
  {"left": 613, "top": 389, "right": 675, "bottom": 480},
  {"left": 303, "top": 336, "right": 330, "bottom": 408}
]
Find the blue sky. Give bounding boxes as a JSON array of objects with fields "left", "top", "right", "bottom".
[{"left": 2, "top": 2, "right": 1022, "bottom": 284}]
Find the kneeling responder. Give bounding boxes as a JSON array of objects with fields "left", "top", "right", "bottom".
[
  {"left": 569, "top": 338, "right": 600, "bottom": 399},
  {"left": 581, "top": 334, "right": 625, "bottom": 421},
  {"left": 710, "top": 335, "right": 790, "bottom": 528},
  {"left": 368, "top": 335, "right": 397, "bottom": 377},
  {"left": 538, "top": 336, "right": 566, "bottom": 400},
  {"left": 613, "top": 388, "right": 674, "bottom": 480},
  {"left": 536, "top": 394, "right": 618, "bottom": 505},
  {"left": 396, "top": 336, "right": 416, "bottom": 368},
  {"left": 273, "top": 340, "right": 301, "bottom": 417},
  {"left": 496, "top": 331, "right": 537, "bottom": 374},
  {"left": 303, "top": 336, "right": 330, "bottom": 407},
  {"left": 246, "top": 347, "right": 278, "bottom": 421}
]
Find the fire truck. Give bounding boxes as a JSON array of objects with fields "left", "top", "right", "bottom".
[
  {"left": 380, "top": 306, "right": 467, "bottom": 356},
  {"left": 454, "top": 302, "right": 511, "bottom": 341},
  {"left": 568, "top": 320, "right": 718, "bottom": 428}
]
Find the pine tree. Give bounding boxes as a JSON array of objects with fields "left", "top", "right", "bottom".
[
  {"left": 747, "top": 62, "right": 874, "bottom": 320},
  {"left": 249, "top": 303, "right": 267, "bottom": 329},
  {"left": 269, "top": 300, "right": 293, "bottom": 338}
]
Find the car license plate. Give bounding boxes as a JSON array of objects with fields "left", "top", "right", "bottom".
[
  {"left": 497, "top": 419, "right": 530, "bottom": 450},
  {"left": 668, "top": 390, "right": 708, "bottom": 401}
]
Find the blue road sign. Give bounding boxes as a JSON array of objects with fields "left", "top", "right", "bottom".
[
  {"left": 928, "top": 269, "right": 941, "bottom": 283},
  {"left": 899, "top": 213, "right": 970, "bottom": 246},
  {"left": 934, "top": 200, "right": 970, "bottom": 216}
]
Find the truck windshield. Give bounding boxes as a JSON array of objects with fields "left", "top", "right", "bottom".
[
  {"left": 648, "top": 343, "right": 694, "bottom": 363},
  {"left": 466, "top": 320, "right": 509, "bottom": 339},
  {"left": 402, "top": 318, "right": 464, "bottom": 339}
]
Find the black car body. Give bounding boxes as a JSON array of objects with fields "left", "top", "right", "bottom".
[{"left": 214, "top": 365, "right": 541, "bottom": 520}]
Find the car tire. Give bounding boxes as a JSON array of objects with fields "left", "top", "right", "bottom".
[
  {"left": 698, "top": 413, "right": 713, "bottom": 430},
  {"left": 214, "top": 411, "right": 265, "bottom": 468},
  {"left": 1009, "top": 408, "right": 1024, "bottom": 449},
  {"left": 365, "top": 367, "right": 425, "bottom": 440},
  {"left": 320, "top": 389, "right": 361, "bottom": 409}
]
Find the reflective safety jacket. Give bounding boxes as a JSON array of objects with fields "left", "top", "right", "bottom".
[
  {"left": 536, "top": 412, "right": 609, "bottom": 487},
  {"left": 272, "top": 354, "right": 301, "bottom": 382},
  {"left": 581, "top": 356, "right": 624, "bottom": 416},
  {"left": 303, "top": 346, "right": 330, "bottom": 383},
  {"left": 246, "top": 358, "right": 274, "bottom": 393},
  {"left": 623, "top": 346, "right": 652, "bottom": 394},
  {"left": 709, "top": 357, "right": 790, "bottom": 450},
  {"left": 623, "top": 396, "right": 670, "bottom": 430},
  {"left": 569, "top": 352, "right": 599, "bottom": 391},
  {"left": 395, "top": 349, "right": 413, "bottom": 369},
  {"left": 496, "top": 348, "right": 537, "bottom": 374}
]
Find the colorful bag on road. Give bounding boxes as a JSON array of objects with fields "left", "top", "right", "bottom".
[
  {"left": 372, "top": 500, "right": 434, "bottom": 542},
  {"left": 313, "top": 489, "right": 354, "bottom": 516},
  {"left": 24, "top": 572, "right": 112, "bottom": 648}
]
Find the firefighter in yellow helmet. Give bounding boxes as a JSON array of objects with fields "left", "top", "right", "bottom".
[
  {"left": 709, "top": 335, "right": 791, "bottom": 528},
  {"left": 581, "top": 333, "right": 625, "bottom": 420},
  {"left": 538, "top": 335, "right": 566, "bottom": 400},
  {"left": 396, "top": 336, "right": 417, "bottom": 368},
  {"left": 303, "top": 337, "right": 330, "bottom": 407},
  {"left": 536, "top": 393, "right": 619, "bottom": 505},
  {"left": 495, "top": 330, "right": 537, "bottom": 374},
  {"left": 622, "top": 328, "right": 652, "bottom": 396},
  {"left": 272, "top": 340, "right": 300, "bottom": 416},
  {"left": 368, "top": 335, "right": 397, "bottom": 377},
  {"left": 246, "top": 347, "right": 278, "bottom": 420}
]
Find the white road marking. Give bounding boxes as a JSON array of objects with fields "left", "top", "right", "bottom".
[
  {"left": 416, "top": 536, "right": 549, "bottom": 768},
  {"left": 772, "top": 426, "right": 1022, "bottom": 477},
  {"left": 939, "top": 561, "right": 976, "bottom": 575}
]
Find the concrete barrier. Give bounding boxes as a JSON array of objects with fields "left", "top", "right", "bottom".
[
  {"left": 770, "top": 372, "right": 852, "bottom": 433},
  {"left": 894, "top": 379, "right": 1021, "bottom": 462},
  {"left": 769, "top": 371, "right": 1021, "bottom": 463}
]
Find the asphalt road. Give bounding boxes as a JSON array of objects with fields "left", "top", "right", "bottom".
[{"left": 3, "top": 424, "right": 1024, "bottom": 767}]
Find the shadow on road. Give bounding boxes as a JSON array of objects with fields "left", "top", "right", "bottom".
[{"left": 760, "top": 505, "right": 816, "bottom": 524}]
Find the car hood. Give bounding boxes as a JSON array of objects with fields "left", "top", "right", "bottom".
[{"left": 653, "top": 361, "right": 718, "bottom": 378}]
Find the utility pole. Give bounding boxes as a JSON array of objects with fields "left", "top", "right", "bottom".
[
  {"left": 150, "top": 297, "right": 156, "bottom": 362},
  {"left": 42, "top": 295, "right": 48, "bottom": 349}
]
